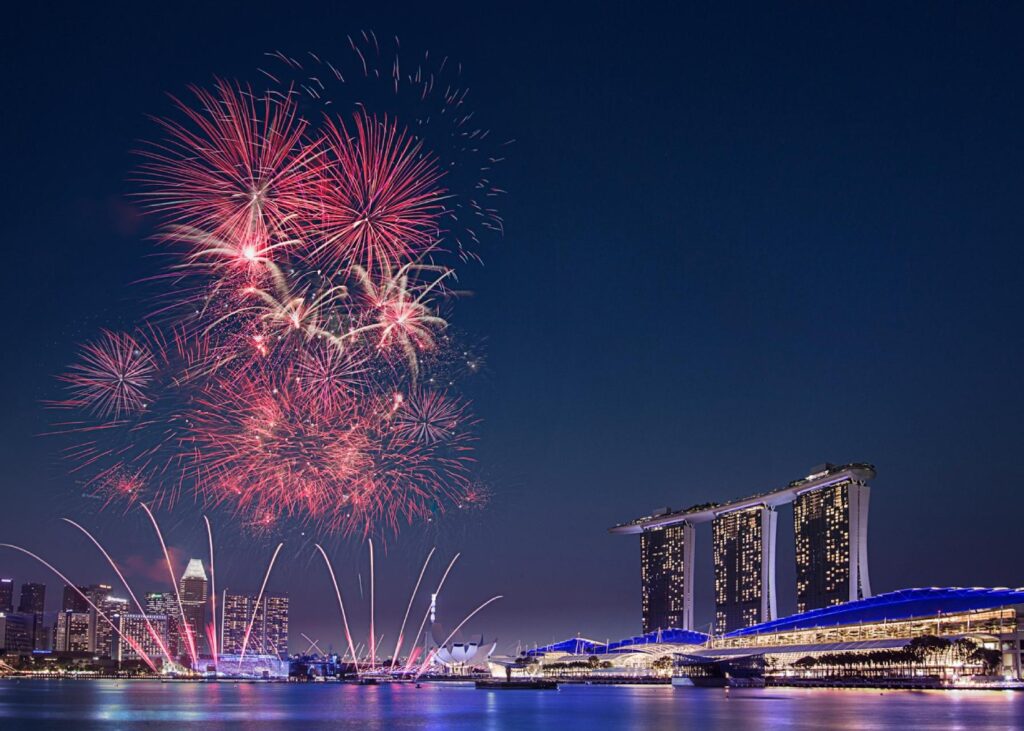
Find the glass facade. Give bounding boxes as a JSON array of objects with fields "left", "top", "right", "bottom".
[
  {"left": 712, "top": 506, "right": 777, "bottom": 634},
  {"left": 221, "top": 592, "right": 289, "bottom": 658},
  {"left": 116, "top": 613, "right": 169, "bottom": 664},
  {"left": 793, "top": 480, "right": 871, "bottom": 613},
  {"left": 178, "top": 559, "right": 208, "bottom": 657},
  {"left": 640, "top": 522, "right": 694, "bottom": 632}
]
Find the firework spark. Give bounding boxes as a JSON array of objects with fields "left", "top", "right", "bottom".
[
  {"left": 52, "top": 37, "right": 501, "bottom": 538},
  {"left": 311, "top": 111, "right": 446, "bottom": 275},
  {"left": 61, "top": 331, "right": 157, "bottom": 419},
  {"left": 138, "top": 80, "right": 320, "bottom": 253}
]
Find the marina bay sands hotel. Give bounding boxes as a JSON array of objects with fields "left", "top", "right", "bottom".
[{"left": 610, "top": 463, "right": 874, "bottom": 635}]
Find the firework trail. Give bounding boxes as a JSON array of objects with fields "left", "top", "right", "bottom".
[
  {"left": 315, "top": 544, "right": 361, "bottom": 671},
  {"left": 390, "top": 546, "right": 435, "bottom": 671},
  {"left": 0, "top": 544, "right": 159, "bottom": 672},
  {"left": 61, "top": 518, "right": 175, "bottom": 667},
  {"left": 204, "top": 515, "right": 219, "bottom": 666},
  {"left": 414, "top": 595, "right": 503, "bottom": 680},
  {"left": 237, "top": 542, "right": 284, "bottom": 667},
  {"left": 368, "top": 538, "right": 376, "bottom": 670},
  {"left": 403, "top": 552, "right": 460, "bottom": 672},
  {"left": 52, "top": 35, "right": 503, "bottom": 539},
  {"left": 140, "top": 503, "right": 199, "bottom": 668}
]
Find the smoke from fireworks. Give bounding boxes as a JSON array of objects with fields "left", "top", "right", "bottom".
[{"left": 54, "top": 36, "right": 503, "bottom": 538}]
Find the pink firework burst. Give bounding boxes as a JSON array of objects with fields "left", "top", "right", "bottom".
[
  {"left": 393, "top": 389, "right": 470, "bottom": 445},
  {"left": 61, "top": 331, "right": 157, "bottom": 420},
  {"left": 138, "top": 80, "right": 320, "bottom": 259},
  {"left": 310, "top": 111, "right": 447, "bottom": 275},
  {"left": 184, "top": 367, "right": 373, "bottom": 528},
  {"left": 295, "top": 341, "right": 374, "bottom": 411}
]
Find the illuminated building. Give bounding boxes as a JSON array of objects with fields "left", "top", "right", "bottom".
[
  {"left": 712, "top": 505, "right": 777, "bottom": 634},
  {"left": 640, "top": 521, "right": 694, "bottom": 632},
  {"left": 793, "top": 473, "right": 871, "bottom": 612},
  {"left": 221, "top": 592, "right": 290, "bottom": 658},
  {"left": 0, "top": 578, "right": 13, "bottom": 613},
  {"left": 524, "top": 588, "right": 1024, "bottom": 682},
  {"left": 612, "top": 463, "right": 875, "bottom": 633},
  {"left": 84, "top": 584, "right": 117, "bottom": 656},
  {"left": 116, "top": 613, "right": 168, "bottom": 664},
  {"left": 145, "top": 591, "right": 179, "bottom": 657},
  {"left": 0, "top": 612, "right": 33, "bottom": 653},
  {"left": 178, "top": 559, "right": 208, "bottom": 657},
  {"left": 53, "top": 609, "right": 92, "bottom": 652},
  {"left": 17, "top": 582, "right": 46, "bottom": 650}
]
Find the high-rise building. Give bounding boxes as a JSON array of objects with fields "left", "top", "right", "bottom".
[
  {"left": 53, "top": 609, "right": 92, "bottom": 652},
  {"left": 18, "top": 582, "right": 46, "bottom": 650},
  {"left": 793, "top": 475, "right": 872, "bottom": 613},
  {"left": 640, "top": 522, "right": 695, "bottom": 632},
  {"left": 0, "top": 578, "right": 13, "bottom": 613},
  {"left": 263, "top": 594, "right": 289, "bottom": 658},
  {"left": 612, "top": 463, "right": 875, "bottom": 636},
  {"left": 94, "top": 596, "right": 128, "bottom": 657},
  {"left": 0, "top": 612, "right": 33, "bottom": 654},
  {"left": 221, "top": 592, "right": 290, "bottom": 658},
  {"left": 145, "top": 591, "right": 180, "bottom": 658},
  {"left": 17, "top": 582, "right": 45, "bottom": 614},
  {"left": 62, "top": 584, "right": 89, "bottom": 612},
  {"left": 712, "top": 506, "right": 777, "bottom": 634},
  {"left": 116, "top": 613, "right": 168, "bottom": 665},
  {"left": 178, "top": 559, "right": 208, "bottom": 658}
]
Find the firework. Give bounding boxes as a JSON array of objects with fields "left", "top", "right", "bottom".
[
  {"left": 53, "top": 36, "right": 501, "bottom": 538},
  {"left": 60, "top": 331, "right": 157, "bottom": 419},
  {"left": 311, "top": 111, "right": 447, "bottom": 275},
  {"left": 138, "top": 79, "right": 319, "bottom": 254}
]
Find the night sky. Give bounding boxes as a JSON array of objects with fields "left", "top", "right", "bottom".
[{"left": 3, "top": 3, "right": 1023, "bottom": 653}]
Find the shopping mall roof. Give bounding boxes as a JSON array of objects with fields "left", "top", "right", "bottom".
[
  {"left": 724, "top": 587, "right": 1024, "bottom": 638},
  {"left": 526, "top": 628, "right": 709, "bottom": 656}
]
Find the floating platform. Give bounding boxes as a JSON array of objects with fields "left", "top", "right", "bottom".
[{"left": 475, "top": 679, "right": 558, "bottom": 690}]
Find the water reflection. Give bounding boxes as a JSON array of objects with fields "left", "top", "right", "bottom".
[{"left": 0, "top": 680, "right": 1021, "bottom": 730}]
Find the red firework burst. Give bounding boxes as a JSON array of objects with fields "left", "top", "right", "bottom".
[
  {"left": 138, "top": 80, "right": 319, "bottom": 260},
  {"left": 182, "top": 366, "right": 474, "bottom": 535},
  {"left": 184, "top": 367, "right": 372, "bottom": 527},
  {"left": 61, "top": 331, "right": 157, "bottom": 419},
  {"left": 393, "top": 389, "right": 470, "bottom": 445},
  {"left": 310, "top": 111, "right": 446, "bottom": 275}
]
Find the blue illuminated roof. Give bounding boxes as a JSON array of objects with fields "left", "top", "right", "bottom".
[
  {"left": 724, "top": 587, "right": 1024, "bottom": 638},
  {"left": 526, "top": 628, "right": 709, "bottom": 656},
  {"left": 605, "top": 628, "right": 709, "bottom": 651}
]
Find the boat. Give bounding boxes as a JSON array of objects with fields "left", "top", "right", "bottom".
[
  {"left": 672, "top": 653, "right": 766, "bottom": 688},
  {"left": 475, "top": 679, "right": 558, "bottom": 690}
]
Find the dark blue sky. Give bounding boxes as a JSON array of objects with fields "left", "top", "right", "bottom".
[{"left": 2, "top": 3, "right": 1023, "bottom": 652}]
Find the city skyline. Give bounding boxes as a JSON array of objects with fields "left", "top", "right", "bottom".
[{"left": 2, "top": 3, "right": 1024, "bottom": 652}]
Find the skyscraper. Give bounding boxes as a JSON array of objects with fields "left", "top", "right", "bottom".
[
  {"left": 0, "top": 578, "right": 13, "bottom": 613},
  {"left": 53, "top": 609, "right": 92, "bottom": 652},
  {"left": 793, "top": 475, "right": 872, "bottom": 613},
  {"left": 712, "top": 506, "right": 777, "bottom": 634},
  {"left": 640, "top": 522, "right": 695, "bottom": 632},
  {"left": 613, "top": 463, "right": 875, "bottom": 636},
  {"left": 145, "top": 591, "right": 180, "bottom": 658},
  {"left": 178, "top": 559, "right": 208, "bottom": 659},
  {"left": 18, "top": 582, "right": 46, "bottom": 650},
  {"left": 221, "top": 592, "right": 290, "bottom": 658},
  {"left": 82, "top": 584, "right": 116, "bottom": 656},
  {"left": 62, "top": 584, "right": 89, "bottom": 612},
  {"left": 94, "top": 595, "right": 128, "bottom": 657},
  {"left": 116, "top": 613, "right": 168, "bottom": 664},
  {"left": 0, "top": 612, "right": 33, "bottom": 654}
]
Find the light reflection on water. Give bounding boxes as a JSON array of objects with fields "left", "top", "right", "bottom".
[{"left": 0, "top": 680, "right": 1021, "bottom": 730}]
